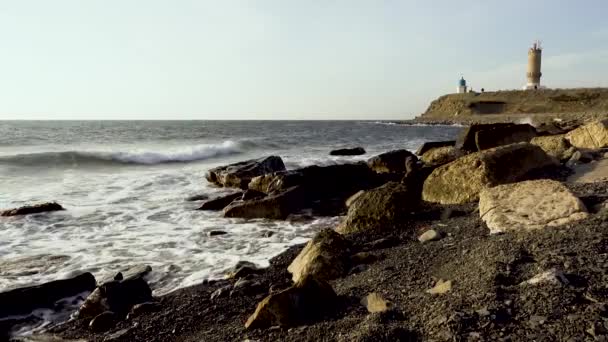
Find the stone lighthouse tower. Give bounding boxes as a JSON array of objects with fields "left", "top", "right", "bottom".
[{"left": 524, "top": 41, "right": 542, "bottom": 90}]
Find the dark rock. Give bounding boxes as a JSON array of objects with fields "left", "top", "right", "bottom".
[
  {"left": 364, "top": 236, "right": 400, "bottom": 250},
  {"left": 245, "top": 275, "right": 338, "bottom": 329},
  {"left": 329, "top": 147, "right": 366, "bottom": 156},
  {"left": 205, "top": 156, "right": 286, "bottom": 189},
  {"left": 241, "top": 189, "right": 266, "bottom": 201},
  {"left": 89, "top": 311, "right": 117, "bottom": 332},
  {"left": 126, "top": 302, "right": 161, "bottom": 319},
  {"left": 197, "top": 192, "right": 243, "bottom": 211},
  {"left": 231, "top": 279, "right": 265, "bottom": 297},
  {"left": 455, "top": 123, "right": 536, "bottom": 152},
  {"left": 0, "top": 272, "right": 96, "bottom": 318},
  {"left": 210, "top": 285, "right": 232, "bottom": 301},
  {"left": 78, "top": 276, "right": 153, "bottom": 319},
  {"left": 185, "top": 194, "right": 208, "bottom": 201},
  {"left": 223, "top": 186, "right": 307, "bottom": 219},
  {"left": 208, "top": 230, "right": 228, "bottom": 237},
  {"left": 337, "top": 182, "right": 418, "bottom": 234},
  {"left": 367, "top": 150, "right": 417, "bottom": 174},
  {"left": 227, "top": 261, "right": 263, "bottom": 279},
  {"left": 536, "top": 122, "right": 567, "bottom": 136},
  {"left": 416, "top": 140, "right": 456, "bottom": 156},
  {"left": 1, "top": 202, "right": 65, "bottom": 217}
]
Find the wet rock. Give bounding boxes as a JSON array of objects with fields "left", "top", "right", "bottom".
[
  {"left": 1, "top": 202, "right": 65, "bottom": 217},
  {"left": 223, "top": 186, "right": 307, "bottom": 219},
  {"left": 197, "top": 192, "right": 243, "bottom": 211},
  {"left": 208, "top": 230, "right": 228, "bottom": 237},
  {"left": 185, "top": 194, "right": 208, "bottom": 201},
  {"left": 89, "top": 311, "right": 117, "bottom": 332},
  {"left": 329, "top": 147, "right": 366, "bottom": 156},
  {"left": 337, "top": 182, "right": 417, "bottom": 234},
  {"left": 530, "top": 134, "right": 571, "bottom": 160},
  {"left": 245, "top": 275, "right": 337, "bottom": 329},
  {"left": 0, "top": 272, "right": 96, "bottom": 317},
  {"left": 420, "top": 146, "right": 463, "bottom": 166},
  {"left": 241, "top": 189, "right": 266, "bottom": 201},
  {"left": 210, "top": 285, "right": 232, "bottom": 301},
  {"left": 126, "top": 302, "right": 161, "bottom": 319},
  {"left": 418, "top": 229, "right": 441, "bottom": 243},
  {"left": 227, "top": 261, "right": 262, "bottom": 279},
  {"left": 479, "top": 179, "right": 588, "bottom": 234},
  {"left": 521, "top": 268, "right": 569, "bottom": 286},
  {"left": 78, "top": 276, "right": 153, "bottom": 319},
  {"left": 566, "top": 120, "right": 608, "bottom": 149},
  {"left": 360, "top": 293, "right": 392, "bottom": 313},
  {"left": 231, "top": 279, "right": 265, "bottom": 297},
  {"left": 367, "top": 150, "right": 417, "bottom": 174},
  {"left": 416, "top": 140, "right": 456, "bottom": 156},
  {"left": 426, "top": 279, "right": 452, "bottom": 295},
  {"left": 456, "top": 123, "right": 536, "bottom": 152},
  {"left": 287, "top": 229, "right": 351, "bottom": 283},
  {"left": 205, "top": 156, "right": 286, "bottom": 189},
  {"left": 422, "top": 143, "right": 557, "bottom": 204}
]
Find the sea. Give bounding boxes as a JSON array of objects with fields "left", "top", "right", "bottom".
[{"left": 0, "top": 120, "right": 460, "bottom": 331}]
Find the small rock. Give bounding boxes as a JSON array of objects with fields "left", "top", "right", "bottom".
[
  {"left": 364, "top": 236, "right": 400, "bottom": 250},
  {"left": 186, "top": 194, "right": 208, "bottom": 201},
  {"left": 418, "top": 229, "right": 441, "bottom": 243},
  {"left": 360, "top": 293, "right": 391, "bottom": 313},
  {"left": 227, "top": 261, "right": 262, "bottom": 279},
  {"left": 349, "top": 264, "right": 368, "bottom": 274},
  {"left": 89, "top": 311, "right": 117, "bottom": 332},
  {"left": 260, "top": 230, "right": 275, "bottom": 238},
  {"left": 1, "top": 202, "right": 65, "bottom": 217},
  {"left": 426, "top": 279, "right": 452, "bottom": 295},
  {"left": 231, "top": 279, "right": 265, "bottom": 297},
  {"left": 127, "top": 302, "right": 161, "bottom": 319},
  {"left": 521, "top": 268, "right": 569, "bottom": 286},
  {"left": 350, "top": 252, "right": 378, "bottom": 265},
  {"left": 210, "top": 285, "right": 232, "bottom": 300},
  {"left": 104, "top": 328, "right": 131, "bottom": 341},
  {"left": 329, "top": 147, "right": 366, "bottom": 156},
  {"left": 208, "top": 230, "right": 228, "bottom": 237}
]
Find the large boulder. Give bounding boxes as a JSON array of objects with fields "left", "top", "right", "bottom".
[
  {"left": 1, "top": 202, "right": 64, "bottom": 217},
  {"left": 337, "top": 182, "right": 417, "bottom": 234},
  {"left": 367, "top": 150, "right": 417, "bottom": 174},
  {"left": 416, "top": 140, "right": 455, "bottom": 156},
  {"left": 197, "top": 192, "right": 243, "bottom": 211},
  {"left": 565, "top": 120, "right": 608, "bottom": 149},
  {"left": 422, "top": 143, "right": 557, "bottom": 205},
  {"left": 78, "top": 274, "right": 153, "bottom": 319},
  {"left": 223, "top": 186, "right": 307, "bottom": 219},
  {"left": 205, "top": 156, "right": 286, "bottom": 189},
  {"left": 0, "top": 273, "right": 96, "bottom": 318},
  {"left": 329, "top": 147, "right": 366, "bottom": 156},
  {"left": 244, "top": 275, "right": 337, "bottom": 329},
  {"left": 420, "top": 146, "right": 463, "bottom": 166},
  {"left": 530, "top": 134, "right": 571, "bottom": 160},
  {"left": 287, "top": 229, "right": 351, "bottom": 283},
  {"left": 479, "top": 180, "right": 588, "bottom": 234},
  {"left": 456, "top": 124, "right": 537, "bottom": 152}
]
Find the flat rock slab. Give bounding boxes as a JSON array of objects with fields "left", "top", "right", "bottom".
[
  {"left": 568, "top": 159, "right": 608, "bottom": 183},
  {"left": 479, "top": 179, "right": 588, "bottom": 234},
  {"left": 566, "top": 120, "right": 608, "bottom": 149}
]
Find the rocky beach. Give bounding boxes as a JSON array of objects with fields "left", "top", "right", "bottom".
[{"left": 4, "top": 118, "right": 608, "bottom": 341}]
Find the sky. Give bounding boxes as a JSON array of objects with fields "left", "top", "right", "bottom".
[{"left": 0, "top": 0, "right": 607, "bottom": 120}]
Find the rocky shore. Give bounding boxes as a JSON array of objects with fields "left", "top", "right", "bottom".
[{"left": 6, "top": 119, "right": 608, "bottom": 341}]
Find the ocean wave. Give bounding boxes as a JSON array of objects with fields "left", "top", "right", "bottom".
[{"left": 0, "top": 140, "right": 252, "bottom": 167}]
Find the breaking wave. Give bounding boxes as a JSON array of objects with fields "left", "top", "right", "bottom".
[{"left": 0, "top": 140, "right": 254, "bottom": 167}]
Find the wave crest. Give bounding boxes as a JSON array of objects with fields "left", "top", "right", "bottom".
[{"left": 0, "top": 140, "right": 251, "bottom": 167}]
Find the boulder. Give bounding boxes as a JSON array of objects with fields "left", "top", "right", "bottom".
[
  {"left": 566, "top": 120, "right": 608, "bottom": 149},
  {"left": 530, "top": 134, "right": 571, "bottom": 160},
  {"left": 78, "top": 276, "right": 153, "bottom": 319},
  {"left": 456, "top": 123, "right": 536, "bottom": 152},
  {"left": 244, "top": 275, "right": 337, "bottom": 329},
  {"left": 367, "top": 150, "right": 417, "bottom": 174},
  {"left": 337, "top": 182, "right": 417, "bottom": 234},
  {"left": 205, "top": 156, "right": 286, "bottom": 189},
  {"left": 420, "top": 146, "right": 463, "bottom": 166},
  {"left": 0, "top": 272, "right": 96, "bottom": 318},
  {"left": 329, "top": 147, "right": 366, "bottom": 156},
  {"left": 241, "top": 189, "right": 266, "bottom": 201},
  {"left": 416, "top": 140, "right": 455, "bottom": 156},
  {"left": 197, "top": 192, "right": 243, "bottom": 211},
  {"left": 422, "top": 143, "right": 557, "bottom": 205},
  {"left": 223, "top": 186, "right": 307, "bottom": 219},
  {"left": 287, "top": 229, "right": 351, "bottom": 283},
  {"left": 479, "top": 179, "right": 588, "bottom": 234},
  {"left": 1, "top": 202, "right": 64, "bottom": 217},
  {"left": 345, "top": 190, "right": 365, "bottom": 208}
]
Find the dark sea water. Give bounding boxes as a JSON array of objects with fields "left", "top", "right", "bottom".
[{"left": 0, "top": 120, "right": 460, "bottom": 327}]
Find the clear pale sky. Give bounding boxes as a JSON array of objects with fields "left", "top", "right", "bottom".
[{"left": 1, "top": 1, "right": 607, "bottom": 120}]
